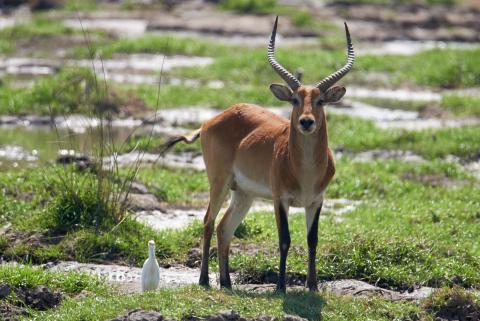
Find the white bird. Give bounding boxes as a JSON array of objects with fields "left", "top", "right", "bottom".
[{"left": 141, "top": 240, "right": 160, "bottom": 292}]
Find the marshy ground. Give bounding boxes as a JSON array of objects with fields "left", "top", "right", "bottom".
[{"left": 0, "top": 0, "right": 480, "bottom": 320}]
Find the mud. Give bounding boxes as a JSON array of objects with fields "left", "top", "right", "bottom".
[
  {"left": 135, "top": 198, "right": 361, "bottom": 232},
  {"left": 357, "top": 40, "right": 480, "bottom": 56},
  {"left": 63, "top": 18, "right": 148, "bottom": 38},
  {"left": 238, "top": 279, "right": 434, "bottom": 301},
  {"left": 105, "top": 151, "right": 205, "bottom": 170},
  {"left": 109, "top": 309, "right": 308, "bottom": 321},
  {"left": 334, "top": 100, "right": 480, "bottom": 130},
  {"left": 42, "top": 260, "right": 438, "bottom": 302},
  {"left": 347, "top": 87, "right": 442, "bottom": 102},
  {"left": 402, "top": 172, "right": 467, "bottom": 188},
  {"left": 337, "top": 149, "right": 425, "bottom": 163},
  {"left": 44, "top": 261, "right": 217, "bottom": 294},
  {"left": 333, "top": 3, "right": 480, "bottom": 42}
]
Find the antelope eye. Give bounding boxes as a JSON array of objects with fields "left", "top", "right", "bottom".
[
  {"left": 291, "top": 97, "right": 300, "bottom": 106},
  {"left": 316, "top": 99, "right": 324, "bottom": 106}
]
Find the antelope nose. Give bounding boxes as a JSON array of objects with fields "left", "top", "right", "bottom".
[{"left": 300, "top": 118, "right": 315, "bottom": 130}]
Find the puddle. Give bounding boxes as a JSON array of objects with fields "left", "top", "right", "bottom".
[
  {"left": 0, "top": 125, "right": 148, "bottom": 169},
  {"left": 151, "top": 106, "right": 289, "bottom": 127},
  {"left": 333, "top": 100, "right": 480, "bottom": 130},
  {"left": 0, "top": 58, "right": 58, "bottom": 76},
  {"left": 43, "top": 261, "right": 215, "bottom": 293},
  {"left": 337, "top": 149, "right": 425, "bottom": 163},
  {"left": 0, "top": 55, "right": 213, "bottom": 78},
  {"left": 0, "top": 145, "right": 38, "bottom": 169},
  {"left": 106, "top": 151, "right": 204, "bottom": 170},
  {"left": 71, "top": 54, "right": 213, "bottom": 73},
  {"left": 63, "top": 18, "right": 148, "bottom": 38},
  {"left": 136, "top": 198, "right": 362, "bottom": 231},
  {"left": 463, "top": 160, "right": 480, "bottom": 180},
  {"left": 347, "top": 87, "right": 441, "bottom": 102},
  {"left": 358, "top": 40, "right": 480, "bottom": 56},
  {"left": 149, "top": 30, "right": 318, "bottom": 47}
]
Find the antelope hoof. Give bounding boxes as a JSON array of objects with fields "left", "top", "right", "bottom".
[
  {"left": 275, "top": 285, "right": 286, "bottom": 295},
  {"left": 220, "top": 278, "right": 232, "bottom": 290},
  {"left": 307, "top": 283, "right": 318, "bottom": 292},
  {"left": 199, "top": 275, "right": 210, "bottom": 287}
]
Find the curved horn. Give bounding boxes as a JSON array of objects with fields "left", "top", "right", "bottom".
[
  {"left": 317, "top": 22, "right": 355, "bottom": 92},
  {"left": 267, "top": 16, "right": 301, "bottom": 91}
]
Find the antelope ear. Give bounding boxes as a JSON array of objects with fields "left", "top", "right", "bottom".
[
  {"left": 269, "top": 83, "right": 293, "bottom": 101},
  {"left": 324, "top": 86, "right": 346, "bottom": 103}
]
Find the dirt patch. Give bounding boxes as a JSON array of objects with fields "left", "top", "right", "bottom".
[
  {"left": 16, "top": 285, "right": 62, "bottom": 310},
  {"left": 422, "top": 286, "right": 480, "bottom": 321},
  {"left": 0, "top": 283, "right": 61, "bottom": 320},
  {"left": 128, "top": 193, "right": 164, "bottom": 211},
  {"left": 0, "top": 301, "right": 24, "bottom": 321},
  {"left": 419, "top": 104, "right": 451, "bottom": 119},
  {"left": 236, "top": 270, "right": 306, "bottom": 287},
  {"left": 44, "top": 261, "right": 217, "bottom": 294},
  {"left": 97, "top": 89, "right": 152, "bottom": 119},
  {"left": 402, "top": 172, "right": 466, "bottom": 188},
  {"left": 319, "top": 279, "right": 434, "bottom": 302},
  {"left": 109, "top": 309, "right": 307, "bottom": 321},
  {"left": 333, "top": 4, "right": 480, "bottom": 42}
]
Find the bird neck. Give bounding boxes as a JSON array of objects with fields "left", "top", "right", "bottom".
[{"left": 148, "top": 247, "right": 155, "bottom": 259}]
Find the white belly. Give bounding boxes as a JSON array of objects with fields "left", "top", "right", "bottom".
[{"left": 233, "top": 168, "right": 272, "bottom": 198}]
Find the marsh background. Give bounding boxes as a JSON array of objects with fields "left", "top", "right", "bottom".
[{"left": 0, "top": 0, "right": 479, "bottom": 320}]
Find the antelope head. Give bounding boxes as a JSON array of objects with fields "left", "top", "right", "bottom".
[{"left": 268, "top": 17, "right": 355, "bottom": 135}]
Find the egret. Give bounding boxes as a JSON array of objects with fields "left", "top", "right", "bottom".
[{"left": 141, "top": 240, "right": 160, "bottom": 292}]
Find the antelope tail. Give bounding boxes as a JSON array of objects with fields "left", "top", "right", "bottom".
[{"left": 160, "top": 128, "right": 201, "bottom": 154}]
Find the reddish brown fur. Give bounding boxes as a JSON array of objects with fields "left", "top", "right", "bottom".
[{"left": 188, "top": 85, "right": 337, "bottom": 291}]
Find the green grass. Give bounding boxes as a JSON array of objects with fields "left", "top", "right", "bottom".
[
  {"left": 441, "top": 94, "right": 480, "bottom": 117},
  {"left": 0, "top": 166, "right": 206, "bottom": 265},
  {"left": 223, "top": 158, "right": 480, "bottom": 290},
  {"left": 73, "top": 34, "right": 233, "bottom": 59},
  {"left": 123, "top": 111, "right": 480, "bottom": 160},
  {"left": 30, "top": 285, "right": 422, "bottom": 321},
  {"left": 0, "top": 264, "right": 107, "bottom": 296},
  {"left": 0, "top": 68, "right": 102, "bottom": 115},
  {"left": 136, "top": 167, "right": 208, "bottom": 204},
  {"left": 131, "top": 84, "right": 283, "bottom": 109},
  {"left": 219, "top": 0, "right": 278, "bottom": 14},
  {"left": 328, "top": 114, "right": 480, "bottom": 160},
  {"left": 350, "top": 97, "right": 430, "bottom": 112}
]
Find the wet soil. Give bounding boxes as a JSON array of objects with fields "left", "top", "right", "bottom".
[
  {"left": 332, "top": 3, "right": 480, "bottom": 42},
  {"left": 44, "top": 260, "right": 217, "bottom": 294},
  {"left": 402, "top": 172, "right": 467, "bottom": 188},
  {"left": 109, "top": 309, "right": 307, "bottom": 321},
  {"left": 0, "top": 282, "right": 62, "bottom": 320}
]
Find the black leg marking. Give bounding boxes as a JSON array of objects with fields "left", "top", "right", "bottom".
[
  {"left": 307, "top": 204, "right": 322, "bottom": 291},
  {"left": 276, "top": 204, "right": 290, "bottom": 293}
]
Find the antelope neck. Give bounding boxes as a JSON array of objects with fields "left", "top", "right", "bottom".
[{"left": 287, "top": 114, "right": 328, "bottom": 178}]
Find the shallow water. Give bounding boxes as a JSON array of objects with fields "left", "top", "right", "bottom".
[
  {"left": 135, "top": 198, "right": 362, "bottom": 231},
  {"left": 63, "top": 18, "right": 148, "bottom": 38},
  {"left": 357, "top": 40, "right": 480, "bottom": 56},
  {"left": 0, "top": 125, "right": 145, "bottom": 170}
]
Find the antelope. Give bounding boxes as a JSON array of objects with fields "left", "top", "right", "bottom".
[{"left": 162, "top": 17, "right": 354, "bottom": 292}]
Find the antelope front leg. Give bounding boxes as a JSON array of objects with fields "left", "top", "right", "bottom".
[
  {"left": 216, "top": 191, "right": 253, "bottom": 289},
  {"left": 274, "top": 200, "right": 290, "bottom": 293},
  {"left": 305, "top": 202, "right": 322, "bottom": 291}
]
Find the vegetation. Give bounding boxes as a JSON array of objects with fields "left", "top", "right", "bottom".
[
  {"left": 0, "top": 2, "right": 479, "bottom": 320},
  {"left": 441, "top": 94, "right": 480, "bottom": 117},
  {"left": 219, "top": 0, "right": 277, "bottom": 15}
]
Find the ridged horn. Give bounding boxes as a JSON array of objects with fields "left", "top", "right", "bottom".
[
  {"left": 267, "top": 16, "right": 301, "bottom": 91},
  {"left": 316, "top": 22, "right": 355, "bottom": 92}
]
